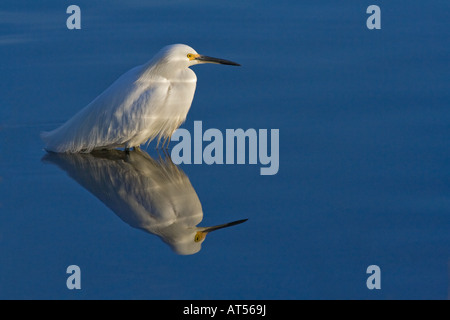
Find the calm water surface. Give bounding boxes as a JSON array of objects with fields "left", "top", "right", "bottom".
[{"left": 0, "top": 0, "right": 449, "bottom": 299}]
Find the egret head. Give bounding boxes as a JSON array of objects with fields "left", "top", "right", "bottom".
[
  {"left": 154, "top": 44, "right": 240, "bottom": 70},
  {"left": 167, "top": 218, "right": 248, "bottom": 255},
  {"left": 194, "top": 219, "right": 248, "bottom": 243}
]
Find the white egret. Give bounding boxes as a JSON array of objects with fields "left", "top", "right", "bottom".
[
  {"left": 42, "top": 149, "right": 247, "bottom": 255},
  {"left": 41, "top": 44, "right": 240, "bottom": 153}
]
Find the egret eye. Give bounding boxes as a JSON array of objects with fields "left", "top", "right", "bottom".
[{"left": 187, "top": 53, "right": 194, "bottom": 60}]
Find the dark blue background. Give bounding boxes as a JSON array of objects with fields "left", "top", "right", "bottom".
[{"left": 0, "top": 0, "right": 449, "bottom": 299}]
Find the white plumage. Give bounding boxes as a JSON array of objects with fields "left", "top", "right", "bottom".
[{"left": 41, "top": 44, "right": 239, "bottom": 153}]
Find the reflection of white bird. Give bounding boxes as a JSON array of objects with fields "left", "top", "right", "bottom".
[
  {"left": 41, "top": 44, "right": 239, "bottom": 153},
  {"left": 43, "top": 149, "right": 246, "bottom": 255}
]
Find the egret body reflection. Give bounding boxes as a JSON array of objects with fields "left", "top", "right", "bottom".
[{"left": 42, "top": 149, "right": 246, "bottom": 255}]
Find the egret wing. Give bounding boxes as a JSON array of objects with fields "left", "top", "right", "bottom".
[{"left": 41, "top": 66, "right": 170, "bottom": 152}]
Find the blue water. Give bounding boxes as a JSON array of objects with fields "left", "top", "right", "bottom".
[{"left": 0, "top": 0, "right": 449, "bottom": 299}]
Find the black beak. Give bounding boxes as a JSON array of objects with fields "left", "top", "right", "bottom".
[
  {"left": 196, "top": 55, "right": 240, "bottom": 66},
  {"left": 201, "top": 219, "right": 248, "bottom": 233}
]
